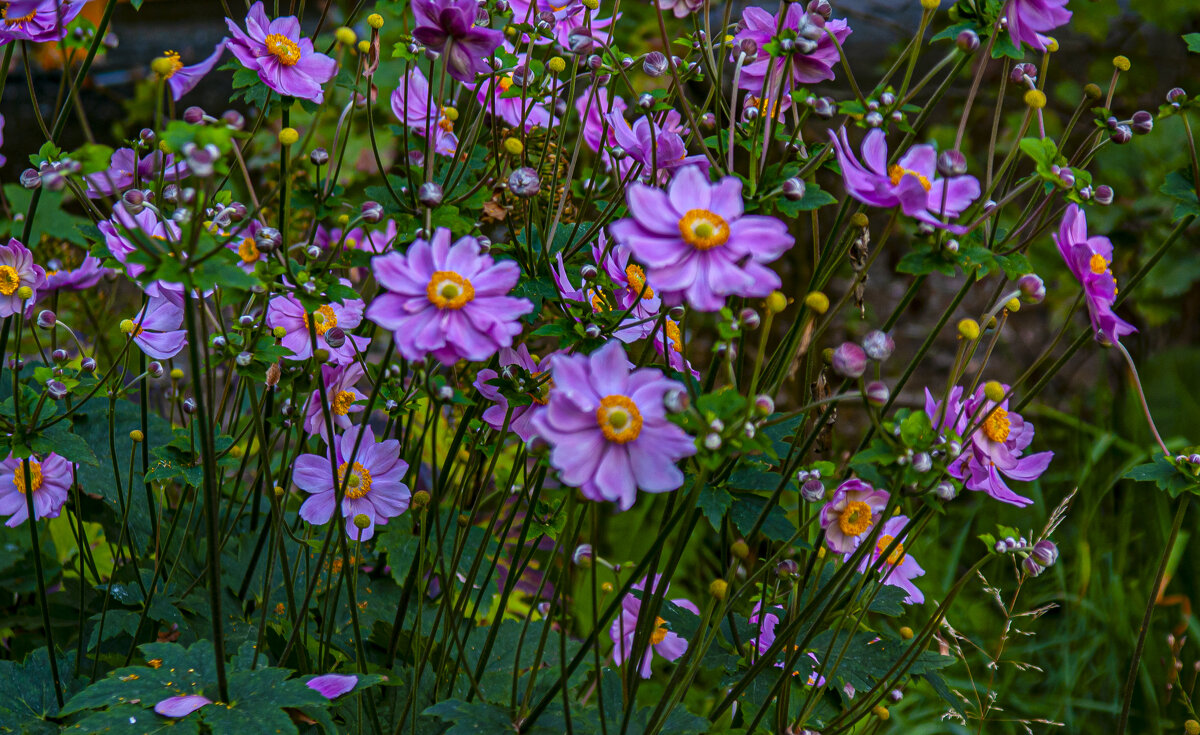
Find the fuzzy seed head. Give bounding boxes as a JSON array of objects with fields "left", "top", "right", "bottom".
[
  {"left": 278, "top": 127, "right": 300, "bottom": 146},
  {"left": 957, "top": 318, "right": 980, "bottom": 340},
  {"left": 1024, "top": 89, "right": 1046, "bottom": 109}
]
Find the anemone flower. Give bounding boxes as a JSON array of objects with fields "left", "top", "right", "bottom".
[
  {"left": 304, "top": 362, "right": 367, "bottom": 440},
  {"left": 154, "top": 39, "right": 229, "bottom": 101},
  {"left": 732, "top": 4, "right": 851, "bottom": 92},
  {"left": 1053, "top": 203, "right": 1136, "bottom": 345},
  {"left": 85, "top": 148, "right": 190, "bottom": 199},
  {"left": 124, "top": 296, "right": 187, "bottom": 360},
  {"left": 1006, "top": 0, "right": 1071, "bottom": 52},
  {"left": 473, "top": 344, "right": 557, "bottom": 442},
  {"left": 266, "top": 291, "right": 370, "bottom": 365},
  {"left": 391, "top": 67, "right": 458, "bottom": 157},
  {"left": 848, "top": 514, "right": 926, "bottom": 605},
  {"left": 0, "top": 239, "right": 46, "bottom": 318},
  {"left": 610, "top": 576, "right": 699, "bottom": 678},
  {"left": 0, "top": 0, "right": 86, "bottom": 45},
  {"left": 410, "top": 0, "right": 504, "bottom": 84},
  {"left": 0, "top": 452, "right": 72, "bottom": 527},
  {"left": 819, "top": 479, "right": 890, "bottom": 553},
  {"left": 225, "top": 1, "right": 337, "bottom": 103}
]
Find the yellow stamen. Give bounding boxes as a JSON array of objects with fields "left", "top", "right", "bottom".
[
  {"left": 1089, "top": 253, "right": 1109, "bottom": 275},
  {"left": 237, "top": 237, "right": 260, "bottom": 264},
  {"left": 875, "top": 535, "right": 906, "bottom": 566},
  {"left": 12, "top": 461, "right": 43, "bottom": 495},
  {"left": 650, "top": 616, "right": 668, "bottom": 646},
  {"left": 625, "top": 264, "right": 653, "bottom": 299},
  {"left": 2, "top": 7, "right": 38, "bottom": 26},
  {"left": 837, "top": 500, "right": 873, "bottom": 537},
  {"left": 887, "top": 164, "right": 932, "bottom": 192},
  {"left": 678, "top": 209, "right": 730, "bottom": 250},
  {"left": 302, "top": 304, "right": 338, "bottom": 336},
  {"left": 596, "top": 394, "right": 642, "bottom": 443},
  {"left": 438, "top": 107, "right": 455, "bottom": 133},
  {"left": 665, "top": 320, "right": 683, "bottom": 353},
  {"left": 0, "top": 265, "right": 20, "bottom": 296},
  {"left": 498, "top": 74, "right": 514, "bottom": 93},
  {"left": 331, "top": 390, "right": 357, "bottom": 416},
  {"left": 337, "top": 461, "right": 373, "bottom": 500},
  {"left": 982, "top": 407, "right": 1011, "bottom": 443},
  {"left": 265, "top": 33, "right": 302, "bottom": 66},
  {"left": 426, "top": 271, "right": 475, "bottom": 309},
  {"left": 159, "top": 50, "right": 184, "bottom": 78}
]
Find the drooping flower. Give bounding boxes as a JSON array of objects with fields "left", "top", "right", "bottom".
[
  {"left": 732, "top": 5, "right": 851, "bottom": 92},
  {"left": 827, "top": 128, "right": 980, "bottom": 232},
  {"left": 652, "top": 318, "right": 699, "bottom": 378},
  {"left": 123, "top": 296, "right": 188, "bottom": 360},
  {"left": 608, "top": 166, "right": 794, "bottom": 312},
  {"left": 154, "top": 39, "right": 229, "bottom": 101},
  {"left": 366, "top": 227, "right": 533, "bottom": 363},
  {"left": 306, "top": 673, "right": 358, "bottom": 699},
  {"left": 925, "top": 385, "right": 1054, "bottom": 508},
  {"left": 304, "top": 362, "right": 367, "bottom": 440},
  {"left": 0, "top": 239, "right": 46, "bottom": 318},
  {"left": 550, "top": 233, "right": 661, "bottom": 343},
  {"left": 576, "top": 86, "right": 627, "bottom": 154},
  {"left": 848, "top": 514, "right": 925, "bottom": 605},
  {"left": 97, "top": 201, "right": 182, "bottom": 284},
  {"left": 609, "top": 576, "right": 699, "bottom": 679},
  {"left": 154, "top": 695, "right": 212, "bottom": 718},
  {"left": 225, "top": 1, "right": 337, "bottom": 104},
  {"left": 473, "top": 344, "right": 557, "bottom": 442},
  {"left": 0, "top": 452, "right": 72, "bottom": 527},
  {"left": 605, "top": 111, "right": 708, "bottom": 183},
  {"left": 266, "top": 291, "right": 370, "bottom": 365},
  {"left": 1053, "top": 203, "right": 1136, "bottom": 345},
  {"left": 391, "top": 67, "right": 458, "bottom": 158},
  {"left": 85, "top": 148, "right": 190, "bottom": 199},
  {"left": 748, "top": 602, "right": 827, "bottom": 686},
  {"left": 1006, "top": 0, "right": 1071, "bottom": 53},
  {"left": 656, "top": 0, "right": 703, "bottom": 20},
  {"left": 293, "top": 425, "right": 411, "bottom": 540},
  {"left": 41, "top": 254, "right": 108, "bottom": 296},
  {"left": 530, "top": 340, "right": 696, "bottom": 510},
  {"left": 315, "top": 220, "right": 399, "bottom": 255},
  {"left": 217, "top": 219, "right": 266, "bottom": 272},
  {"left": 819, "top": 479, "right": 889, "bottom": 553},
  {"left": 0, "top": 0, "right": 86, "bottom": 45},
  {"left": 410, "top": 0, "right": 504, "bottom": 84}
]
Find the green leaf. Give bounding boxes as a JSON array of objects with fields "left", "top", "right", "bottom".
[
  {"left": 61, "top": 641, "right": 218, "bottom": 715},
  {"left": 900, "top": 411, "right": 935, "bottom": 449},
  {"left": 32, "top": 421, "right": 99, "bottom": 467},
  {"left": 1185, "top": 33, "right": 1200, "bottom": 53},
  {"left": 202, "top": 668, "right": 333, "bottom": 734},
  {"left": 1160, "top": 168, "right": 1200, "bottom": 220},
  {"left": 423, "top": 699, "right": 517, "bottom": 734},
  {"left": 697, "top": 484, "right": 734, "bottom": 531},
  {"left": 65, "top": 704, "right": 201, "bottom": 733},
  {"left": 1, "top": 184, "right": 89, "bottom": 246},
  {"left": 730, "top": 493, "right": 795, "bottom": 542},
  {"left": 773, "top": 183, "right": 837, "bottom": 216},
  {"left": 0, "top": 648, "right": 79, "bottom": 734},
  {"left": 1124, "top": 454, "right": 1200, "bottom": 498}
]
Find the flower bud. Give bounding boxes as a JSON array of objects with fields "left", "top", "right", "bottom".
[
  {"left": 803, "top": 291, "right": 828, "bottom": 314},
  {"left": 912, "top": 452, "right": 932, "bottom": 473},
  {"left": 148, "top": 361, "right": 164, "bottom": 378},
  {"left": 956, "top": 28, "right": 979, "bottom": 53},
  {"left": 255, "top": 226, "right": 282, "bottom": 253},
  {"left": 324, "top": 326, "right": 346, "bottom": 349},
  {"left": 957, "top": 318, "right": 980, "bottom": 340},
  {"left": 865, "top": 381, "right": 889, "bottom": 407},
  {"left": 739, "top": 308, "right": 760, "bottom": 330},
  {"left": 361, "top": 200, "right": 384, "bottom": 223},
  {"left": 50, "top": 348, "right": 68, "bottom": 364},
  {"left": 709, "top": 579, "right": 728, "bottom": 599},
  {"left": 222, "top": 109, "right": 245, "bottom": 129},
  {"left": 864, "top": 110, "right": 884, "bottom": 127},
  {"left": 1109, "top": 125, "right": 1132, "bottom": 144},
  {"left": 81, "top": 357, "right": 97, "bottom": 373},
  {"left": 183, "top": 106, "right": 206, "bottom": 124},
  {"left": 1022, "top": 556, "right": 1043, "bottom": 577},
  {"left": 211, "top": 335, "right": 227, "bottom": 349},
  {"left": 122, "top": 188, "right": 145, "bottom": 214},
  {"left": 507, "top": 167, "right": 541, "bottom": 198},
  {"left": 572, "top": 544, "right": 593, "bottom": 567},
  {"left": 831, "top": 342, "right": 867, "bottom": 378},
  {"left": 664, "top": 389, "right": 688, "bottom": 414},
  {"left": 1094, "top": 185, "right": 1114, "bottom": 205},
  {"left": 1031, "top": 539, "right": 1058, "bottom": 566},
  {"left": 813, "top": 97, "right": 835, "bottom": 118},
  {"left": 861, "top": 330, "right": 894, "bottom": 361},
  {"left": 937, "top": 149, "right": 968, "bottom": 177},
  {"left": 754, "top": 394, "right": 774, "bottom": 416},
  {"left": 703, "top": 433, "right": 722, "bottom": 450},
  {"left": 36, "top": 310, "right": 56, "bottom": 329},
  {"left": 643, "top": 50, "right": 668, "bottom": 77},
  {"left": 731, "top": 539, "right": 750, "bottom": 560},
  {"left": 353, "top": 513, "right": 371, "bottom": 530},
  {"left": 934, "top": 481, "right": 957, "bottom": 501},
  {"left": 47, "top": 380, "right": 68, "bottom": 400},
  {"left": 782, "top": 177, "right": 807, "bottom": 201},
  {"left": 20, "top": 168, "right": 41, "bottom": 189},
  {"left": 1167, "top": 87, "right": 1187, "bottom": 104},
  {"left": 1131, "top": 110, "right": 1153, "bottom": 135},
  {"left": 418, "top": 181, "right": 444, "bottom": 207}
]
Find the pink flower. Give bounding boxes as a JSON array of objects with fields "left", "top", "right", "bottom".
[
  {"left": 605, "top": 112, "right": 708, "bottom": 184},
  {"left": 925, "top": 386, "right": 1054, "bottom": 508},
  {"left": 474, "top": 67, "right": 558, "bottom": 131},
  {"left": 0, "top": 452, "right": 72, "bottom": 527},
  {"left": 748, "top": 602, "right": 827, "bottom": 686},
  {"left": 0, "top": 238, "right": 46, "bottom": 318},
  {"left": 819, "top": 479, "right": 889, "bottom": 553},
  {"left": 410, "top": 0, "right": 504, "bottom": 84},
  {"left": 530, "top": 340, "right": 696, "bottom": 510},
  {"left": 609, "top": 576, "right": 698, "bottom": 678},
  {"left": 98, "top": 201, "right": 182, "bottom": 286},
  {"left": 306, "top": 673, "right": 358, "bottom": 699},
  {"left": 608, "top": 166, "right": 794, "bottom": 312},
  {"left": 315, "top": 221, "right": 399, "bottom": 254},
  {"left": 266, "top": 291, "right": 369, "bottom": 365},
  {"left": 154, "top": 694, "right": 212, "bottom": 718},
  {"left": 391, "top": 67, "right": 458, "bottom": 158},
  {"left": 549, "top": 232, "right": 659, "bottom": 344},
  {"left": 473, "top": 344, "right": 557, "bottom": 442},
  {"left": 85, "top": 148, "right": 190, "bottom": 199},
  {"left": 366, "top": 228, "right": 532, "bottom": 363},
  {"left": 293, "top": 425, "right": 411, "bottom": 540},
  {"left": 0, "top": 0, "right": 86, "bottom": 45},
  {"left": 124, "top": 296, "right": 187, "bottom": 360},
  {"left": 157, "top": 39, "right": 229, "bottom": 101},
  {"left": 304, "top": 362, "right": 367, "bottom": 440},
  {"left": 847, "top": 515, "right": 925, "bottom": 605},
  {"left": 1053, "top": 203, "right": 1136, "bottom": 345},
  {"left": 0, "top": 113, "right": 6, "bottom": 167},
  {"left": 575, "top": 86, "right": 627, "bottom": 154},
  {"left": 1006, "top": 0, "right": 1071, "bottom": 53},
  {"left": 732, "top": 5, "right": 851, "bottom": 92},
  {"left": 41, "top": 254, "right": 108, "bottom": 296},
  {"left": 225, "top": 1, "right": 337, "bottom": 103}
]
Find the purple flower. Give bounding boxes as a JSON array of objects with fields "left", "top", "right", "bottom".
[
  {"left": 925, "top": 386, "right": 1054, "bottom": 508},
  {"left": 391, "top": 67, "right": 458, "bottom": 158},
  {"left": 608, "top": 166, "right": 794, "bottom": 312},
  {"left": 41, "top": 254, "right": 108, "bottom": 296},
  {"left": 748, "top": 602, "right": 827, "bottom": 686},
  {"left": 827, "top": 128, "right": 980, "bottom": 232},
  {"left": 606, "top": 111, "right": 708, "bottom": 183},
  {"left": 0, "top": 452, "right": 72, "bottom": 527},
  {"left": 609, "top": 576, "right": 698, "bottom": 678},
  {"left": 125, "top": 296, "right": 187, "bottom": 360},
  {"left": 158, "top": 39, "right": 229, "bottom": 101},
  {"left": 0, "top": 0, "right": 86, "bottom": 45},
  {"left": 0, "top": 113, "right": 6, "bottom": 167},
  {"left": 266, "top": 291, "right": 369, "bottom": 365},
  {"left": 530, "top": 340, "right": 696, "bottom": 510},
  {"left": 218, "top": 219, "right": 266, "bottom": 272},
  {"left": 819, "top": 479, "right": 889, "bottom": 553},
  {"left": 550, "top": 232, "right": 661, "bottom": 343},
  {"left": 504, "top": 0, "right": 614, "bottom": 48},
  {"left": 732, "top": 5, "right": 851, "bottom": 92},
  {"left": 85, "top": 148, "right": 190, "bottom": 199},
  {"left": 99, "top": 202, "right": 181, "bottom": 286},
  {"left": 306, "top": 673, "right": 358, "bottom": 699},
  {"left": 1053, "top": 203, "right": 1136, "bottom": 345},
  {"left": 473, "top": 344, "right": 557, "bottom": 442},
  {"left": 154, "top": 694, "right": 212, "bottom": 718},
  {"left": 316, "top": 221, "right": 399, "bottom": 255},
  {"left": 652, "top": 319, "right": 698, "bottom": 378},
  {"left": 474, "top": 62, "right": 558, "bottom": 131},
  {"left": 366, "top": 228, "right": 532, "bottom": 363},
  {"left": 304, "top": 362, "right": 367, "bottom": 440},
  {"left": 293, "top": 425, "right": 411, "bottom": 540},
  {"left": 575, "top": 86, "right": 627, "bottom": 154},
  {"left": 656, "top": 0, "right": 703, "bottom": 19},
  {"left": 0, "top": 239, "right": 46, "bottom": 318},
  {"left": 410, "top": 0, "right": 504, "bottom": 84},
  {"left": 847, "top": 514, "right": 925, "bottom": 605},
  {"left": 1006, "top": 0, "right": 1071, "bottom": 53},
  {"left": 225, "top": 1, "right": 337, "bottom": 104}
]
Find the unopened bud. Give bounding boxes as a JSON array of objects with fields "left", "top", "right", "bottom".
[
  {"left": 36, "top": 310, "right": 56, "bottom": 329},
  {"left": 865, "top": 381, "right": 889, "bottom": 407},
  {"left": 507, "top": 167, "right": 541, "bottom": 198},
  {"left": 956, "top": 28, "right": 979, "bottom": 53},
  {"left": 937, "top": 149, "right": 968, "bottom": 177},
  {"left": 832, "top": 342, "right": 867, "bottom": 378},
  {"left": 861, "top": 330, "right": 894, "bottom": 361}
]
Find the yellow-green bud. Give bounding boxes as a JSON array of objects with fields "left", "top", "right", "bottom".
[
  {"left": 16, "top": 286, "right": 32, "bottom": 300},
  {"left": 334, "top": 27, "right": 356, "bottom": 46},
  {"left": 1044, "top": 37, "right": 1059, "bottom": 52},
  {"left": 230, "top": 445, "right": 244, "bottom": 458},
  {"left": 129, "top": 430, "right": 145, "bottom": 443},
  {"left": 119, "top": 319, "right": 136, "bottom": 335},
  {"left": 442, "top": 106, "right": 459, "bottom": 122},
  {"left": 547, "top": 56, "right": 566, "bottom": 74},
  {"left": 336, "top": 213, "right": 351, "bottom": 226},
  {"left": 766, "top": 290, "right": 788, "bottom": 314},
  {"left": 872, "top": 705, "right": 890, "bottom": 720},
  {"left": 1024, "top": 89, "right": 1046, "bottom": 109},
  {"left": 957, "top": 318, "right": 980, "bottom": 340},
  {"left": 357, "top": 39, "right": 370, "bottom": 54},
  {"left": 313, "top": 348, "right": 330, "bottom": 362},
  {"left": 272, "top": 326, "right": 287, "bottom": 339},
  {"left": 353, "top": 513, "right": 371, "bottom": 529},
  {"left": 278, "top": 127, "right": 300, "bottom": 146},
  {"left": 804, "top": 291, "right": 829, "bottom": 314},
  {"left": 411, "top": 490, "right": 431, "bottom": 509},
  {"left": 600, "top": 581, "right": 613, "bottom": 594},
  {"left": 1112, "top": 55, "right": 1130, "bottom": 71},
  {"left": 850, "top": 212, "right": 870, "bottom": 228},
  {"left": 1007, "top": 297, "right": 1021, "bottom": 312},
  {"left": 1083, "top": 83, "right": 1102, "bottom": 100},
  {"left": 709, "top": 579, "right": 728, "bottom": 600},
  {"left": 731, "top": 540, "right": 750, "bottom": 560},
  {"left": 1184, "top": 719, "right": 1200, "bottom": 735},
  {"left": 983, "top": 381, "right": 1005, "bottom": 403},
  {"left": 581, "top": 0, "right": 599, "bottom": 8},
  {"left": 170, "top": 368, "right": 184, "bottom": 380},
  {"left": 920, "top": 0, "right": 939, "bottom": 10},
  {"left": 899, "top": 626, "right": 914, "bottom": 639},
  {"left": 504, "top": 137, "right": 524, "bottom": 155},
  {"left": 273, "top": 485, "right": 285, "bottom": 497},
  {"left": 367, "top": 13, "right": 384, "bottom": 29}
]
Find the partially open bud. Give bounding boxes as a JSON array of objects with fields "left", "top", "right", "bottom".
[
  {"left": 831, "top": 342, "right": 867, "bottom": 378},
  {"left": 782, "top": 178, "right": 807, "bottom": 201},
  {"left": 507, "top": 167, "right": 541, "bottom": 198},
  {"left": 956, "top": 28, "right": 979, "bottom": 53},
  {"left": 148, "top": 361, "right": 165, "bottom": 378},
  {"left": 937, "top": 149, "right": 968, "bottom": 177},
  {"left": 865, "top": 381, "right": 889, "bottom": 407},
  {"left": 418, "top": 181, "right": 444, "bottom": 207},
  {"left": 861, "top": 330, "right": 894, "bottom": 361},
  {"left": 643, "top": 50, "right": 668, "bottom": 77},
  {"left": 1131, "top": 110, "right": 1154, "bottom": 135},
  {"left": 324, "top": 326, "right": 346, "bottom": 349},
  {"left": 47, "top": 380, "right": 68, "bottom": 400},
  {"left": 361, "top": 200, "right": 384, "bottom": 223},
  {"left": 572, "top": 544, "right": 593, "bottom": 567},
  {"left": 1031, "top": 539, "right": 1059, "bottom": 566}
]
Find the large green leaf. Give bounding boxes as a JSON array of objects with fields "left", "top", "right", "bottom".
[{"left": 0, "top": 648, "right": 79, "bottom": 734}]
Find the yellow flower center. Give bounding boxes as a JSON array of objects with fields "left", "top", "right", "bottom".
[
  {"left": 837, "top": 500, "right": 873, "bottom": 537},
  {"left": 589, "top": 289, "right": 609, "bottom": 313},
  {"left": 265, "top": 33, "right": 302, "bottom": 66},
  {"left": 678, "top": 209, "right": 730, "bottom": 250},
  {"left": 596, "top": 394, "right": 642, "bottom": 444},
  {"left": 12, "top": 461, "right": 43, "bottom": 495},
  {"left": 2, "top": 7, "right": 38, "bottom": 26},
  {"left": 1089, "top": 253, "right": 1109, "bottom": 275},
  {"left": 498, "top": 74, "right": 514, "bottom": 93},
  {"left": 665, "top": 319, "right": 683, "bottom": 353},
  {"left": 530, "top": 371, "right": 552, "bottom": 405},
  {"left": 426, "top": 271, "right": 475, "bottom": 309},
  {"left": 302, "top": 304, "right": 338, "bottom": 337},
  {"left": 157, "top": 50, "right": 184, "bottom": 78},
  {"left": 0, "top": 265, "right": 20, "bottom": 296},
  {"left": 876, "top": 535, "right": 906, "bottom": 565},
  {"left": 337, "top": 461, "right": 373, "bottom": 500},
  {"left": 887, "top": 164, "right": 932, "bottom": 192},
  {"left": 438, "top": 107, "right": 455, "bottom": 133},
  {"left": 982, "top": 406, "right": 1011, "bottom": 443},
  {"left": 237, "top": 237, "right": 260, "bottom": 264},
  {"left": 625, "top": 264, "right": 653, "bottom": 299},
  {"left": 650, "top": 616, "right": 669, "bottom": 646},
  {"left": 331, "top": 390, "right": 356, "bottom": 416}
]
